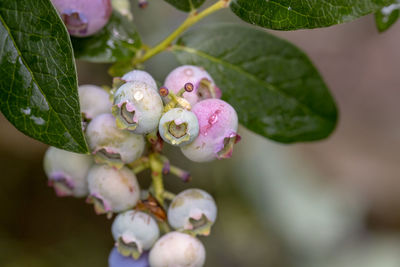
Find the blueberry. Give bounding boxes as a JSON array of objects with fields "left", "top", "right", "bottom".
[
  {"left": 112, "top": 211, "right": 160, "bottom": 259},
  {"left": 87, "top": 165, "right": 140, "bottom": 217},
  {"left": 112, "top": 81, "right": 163, "bottom": 134},
  {"left": 163, "top": 65, "right": 221, "bottom": 106},
  {"left": 78, "top": 84, "right": 112, "bottom": 123},
  {"left": 43, "top": 147, "right": 93, "bottom": 198},
  {"left": 109, "top": 247, "right": 150, "bottom": 267},
  {"left": 122, "top": 70, "right": 157, "bottom": 90},
  {"left": 85, "top": 113, "right": 145, "bottom": 169},
  {"left": 149, "top": 232, "right": 205, "bottom": 267},
  {"left": 168, "top": 189, "right": 217, "bottom": 236},
  {"left": 51, "top": 0, "right": 112, "bottom": 37},
  {"left": 181, "top": 99, "right": 241, "bottom": 162},
  {"left": 159, "top": 108, "right": 199, "bottom": 146}
]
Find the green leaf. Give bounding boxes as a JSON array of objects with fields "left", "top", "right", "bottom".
[
  {"left": 230, "top": 0, "right": 396, "bottom": 30},
  {"left": 71, "top": 11, "right": 141, "bottom": 63},
  {"left": 375, "top": 3, "right": 400, "bottom": 32},
  {"left": 0, "top": 0, "right": 88, "bottom": 153},
  {"left": 164, "top": 0, "right": 206, "bottom": 12},
  {"left": 173, "top": 24, "right": 338, "bottom": 143}
]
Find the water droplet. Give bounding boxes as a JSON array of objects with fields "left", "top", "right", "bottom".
[{"left": 134, "top": 91, "right": 144, "bottom": 101}]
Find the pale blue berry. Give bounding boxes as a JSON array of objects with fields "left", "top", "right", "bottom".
[
  {"left": 112, "top": 81, "right": 163, "bottom": 134},
  {"left": 112, "top": 211, "right": 160, "bottom": 259},
  {"left": 109, "top": 248, "right": 150, "bottom": 267},
  {"left": 159, "top": 108, "right": 199, "bottom": 146},
  {"left": 43, "top": 147, "right": 93, "bottom": 198},
  {"left": 85, "top": 113, "right": 145, "bottom": 169},
  {"left": 87, "top": 165, "right": 140, "bottom": 217},
  {"left": 149, "top": 232, "right": 205, "bottom": 267},
  {"left": 79, "top": 84, "right": 112, "bottom": 121},
  {"left": 122, "top": 70, "right": 157, "bottom": 90},
  {"left": 168, "top": 189, "right": 217, "bottom": 236}
]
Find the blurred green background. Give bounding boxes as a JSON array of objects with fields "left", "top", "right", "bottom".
[{"left": 2, "top": 1, "right": 400, "bottom": 266}]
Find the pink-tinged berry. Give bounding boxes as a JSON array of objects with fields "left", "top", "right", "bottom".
[
  {"left": 85, "top": 113, "right": 145, "bottom": 169},
  {"left": 112, "top": 211, "right": 160, "bottom": 259},
  {"left": 112, "top": 81, "right": 163, "bottom": 134},
  {"left": 149, "top": 232, "right": 205, "bottom": 267},
  {"left": 87, "top": 165, "right": 140, "bottom": 217},
  {"left": 43, "top": 147, "right": 93, "bottom": 198},
  {"left": 51, "top": 0, "right": 112, "bottom": 37},
  {"left": 181, "top": 99, "right": 241, "bottom": 162},
  {"left": 163, "top": 65, "right": 221, "bottom": 106}
]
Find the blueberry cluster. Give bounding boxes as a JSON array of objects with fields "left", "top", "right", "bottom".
[{"left": 43, "top": 66, "right": 240, "bottom": 266}]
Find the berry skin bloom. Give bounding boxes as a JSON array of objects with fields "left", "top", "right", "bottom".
[
  {"left": 181, "top": 99, "right": 241, "bottom": 162},
  {"left": 159, "top": 108, "right": 199, "bottom": 146},
  {"left": 78, "top": 84, "right": 112, "bottom": 122},
  {"left": 112, "top": 211, "right": 160, "bottom": 259},
  {"left": 85, "top": 113, "right": 145, "bottom": 169},
  {"left": 149, "top": 232, "right": 205, "bottom": 267},
  {"left": 51, "top": 0, "right": 112, "bottom": 37},
  {"left": 109, "top": 247, "right": 150, "bottom": 267},
  {"left": 87, "top": 165, "right": 140, "bottom": 217},
  {"left": 163, "top": 65, "right": 221, "bottom": 106},
  {"left": 43, "top": 147, "right": 93, "bottom": 198},
  {"left": 122, "top": 70, "right": 158, "bottom": 90},
  {"left": 112, "top": 81, "right": 163, "bottom": 134},
  {"left": 168, "top": 189, "right": 217, "bottom": 236}
]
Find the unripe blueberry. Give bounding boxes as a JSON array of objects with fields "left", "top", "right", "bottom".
[
  {"left": 43, "top": 147, "right": 93, "bottom": 198},
  {"left": 159, "top": 108, "right": 199, "bottom": 146},
  {"left": 122, "top": 70, "right": 157, "bottom": 90},
  {"left": 164, "top": 65, "right": 221, "bottom": 106},
  {"left": 149, "top": 232, "right": 205, "bottom": 267},
  {"left": 51, "top": 0, "right": 112, "bottom": 37},
  {"left": 87, "top": 165, "right": 140, "bottom": 217},
  {"left": 181, "top": 99, "right": 240, "bottom": 162},
  {"left": 109, "top": 248, "right": 150, "bottom": 267},
  {"left": 112, "top": 81, "right": 163, "bottom": 134},
  {"left": 85, "top": 113, "right": 145, "bottom": 169},
  {"left": 168, "top": 189, "right": 217, "bottom": 236},
  {"left": 79, "top": 84, "right": 112, "bottom": 121},
  {"left": 112, "top": 211, "right": 160, "bottom": 259}
]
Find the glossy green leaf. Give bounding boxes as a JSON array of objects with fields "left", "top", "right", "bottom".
[
  {"left": 173, "top": 24, "right": 337, "bottom": 143},
  {"left": 375, "top": 3, "right": 400, "bottom": 32},
  {"left": 230, "top": 0, "right": 396, "bottom": 30},
  {"left": 164, "top": 0, "right": 206, "bottom": 12},
  {"left": 0, "top": 0, "right": 88, "bottom": 153},
  {"left": 71, "top": 11, "right": 141, "bottom": 63}
]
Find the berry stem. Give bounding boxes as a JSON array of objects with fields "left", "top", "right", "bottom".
[
  {"left": 133, "top": 0, "right": 229, "bottom": 65},
  {"left": 128, "top": 157, "right": 150, "bottom": 174},
  {"left": 162, "top": 191, "right": 176, "bottom": 201},
  {"left": 149, "top": 153, "right": 165, "bottom": 205},
  {"left": 169, "top": 165, "right": 191, "bottom": 182}
]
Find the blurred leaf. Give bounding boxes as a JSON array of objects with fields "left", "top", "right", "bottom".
[
  {"left": 108, "top": 60, "right": 133, "bottom": 77},
  {"left": 375, "top": 4, "right": 400, "bottom": 32},
  {"left": 230, "top": 0, "right": 396, "bottom": 30},
  {"left": 71, "top": 11, "right": 141, "bottom": 63},
  {"left": 0, "top": 0, "right": 88, "bottom": 153},
  {"left": 173, "top": 24, "right": 337, "bottom": 143},
  {"left": 164, "top": 0, "right": 206, "bottom": 12}
]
